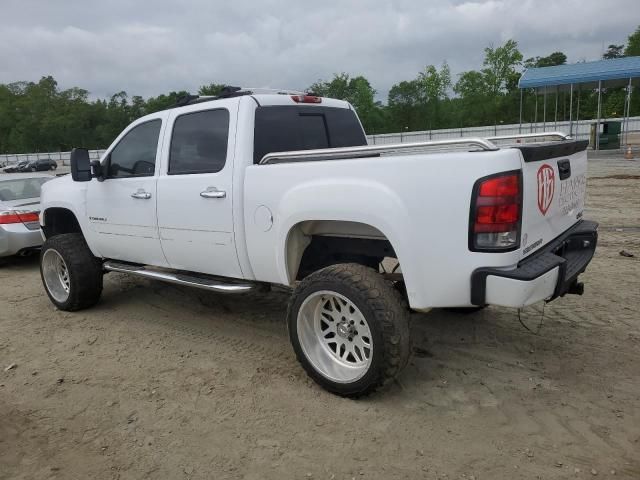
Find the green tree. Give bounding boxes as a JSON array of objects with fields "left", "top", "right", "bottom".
[
  {"left": 603, "top": 44, "right": 625, "bottom": 59},
  {"left": 624, "top": 25, "right": 640, "bottom": 56},
  {"left": 387, "top": 80, "right": 422, "bottom": 131},
  {"left": 144, "top": 90, "right": 190, "bottom": 114},
  {"left": 417, "top": 63, "right": 452, "bottom": 129},
  {"left": 524, "top": 51, "right": 567, "bottom": 68},
  {"left": 453, "top": 70, "right": 491, "bottom": 127},
  {"left": 309, "top": 73, "right": 384, "bottom": 133},
  {"left": 481, "top": 39, "right": 523, "bottom": 126},
  {"left": 198, "top": 83, "right": 226, "bottom": 96},
  {"left": 482, "top": 40, "right": 523, "bottom": 97}
]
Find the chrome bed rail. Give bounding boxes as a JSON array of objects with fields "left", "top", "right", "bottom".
[
  {"left": 487, "top": 131, "right": 571, "bottom": 142},
  {"left": 259, "top": 131, "right": 570, "bottom": 165}
]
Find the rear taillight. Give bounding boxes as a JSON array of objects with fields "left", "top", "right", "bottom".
[
  {"left": 470, "top": 171, "right": 522, "bottom": 251},
  {"left": 0, "top": 210, "right": 40, "bottom": 225},
  {"left": 291, "top": 94, "right": 322, "bottom": 104}
]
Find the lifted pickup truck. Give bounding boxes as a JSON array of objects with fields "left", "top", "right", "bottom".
[{"left": 38, "top": 87, "right": 597, "bottom": 397}]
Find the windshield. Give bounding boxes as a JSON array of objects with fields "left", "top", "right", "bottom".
[{"left": 0, "top": 177, "right": 52, "bottom": 202}]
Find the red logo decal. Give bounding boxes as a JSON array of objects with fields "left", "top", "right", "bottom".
[{"left": 537, "top": 164, "right": 555, "bottom": 215}]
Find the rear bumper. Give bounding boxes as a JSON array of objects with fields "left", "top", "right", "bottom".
[
  {"left": 0, "top": 223, "right": 44, "bottom": 257},
  {"left": 471, "top": 220, "right": 598, "bottom": 307}
]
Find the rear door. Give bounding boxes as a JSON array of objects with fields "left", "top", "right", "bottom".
[
  {"left": 156, "top": 101, "right": 243, "bottom": 278},
  {"left": 518, "top": 140, "right": 589, "bottom": 258}
]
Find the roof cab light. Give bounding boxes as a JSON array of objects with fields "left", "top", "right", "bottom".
[
  {"left": 291, "top": 94, "right": 322, "bottom": 104},
  {"left": 0, "top": 210, "right": 40, "bottom": 225},
  {"left": 470, "top": 172, "right": 522, "bottom": 251}
]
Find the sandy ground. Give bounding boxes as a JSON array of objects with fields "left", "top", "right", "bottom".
[{"left": 1, "top": 155, "right": 639, "bottom": 480}]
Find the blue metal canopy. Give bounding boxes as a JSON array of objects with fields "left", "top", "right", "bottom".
[{"left": 519, "top": 56, "right": 640, "bottom": 89}]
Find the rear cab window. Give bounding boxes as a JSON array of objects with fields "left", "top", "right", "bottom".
[{"left": 253, "top": 106, "right": 367, "bottom": 164}]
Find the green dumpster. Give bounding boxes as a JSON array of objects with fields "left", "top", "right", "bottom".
[{"left": 590, "top": 121, "right": 622, "bottom": 150}]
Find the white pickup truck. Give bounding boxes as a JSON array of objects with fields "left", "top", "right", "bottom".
[{"left": 38, "top": 87, "right": 598, "bottom": 397}]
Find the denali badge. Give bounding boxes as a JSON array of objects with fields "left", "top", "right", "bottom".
[
  {"left": 537, "top": 164, "right": 555, "bottom": 215},
  {"left": 523, "top": 238, "right": 543, "bottom": 255}
]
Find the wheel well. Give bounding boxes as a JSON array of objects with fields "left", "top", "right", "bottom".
[
  {"left": 287, "top": 221, "right": 398, "bottom": 281},
  {"left": 42, "top": 208, "right": 82, "bottom": 239}
]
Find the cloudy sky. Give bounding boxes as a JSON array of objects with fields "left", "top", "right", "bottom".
[{"left": 0, "top": 0, "right": 637, "bottom": 101}]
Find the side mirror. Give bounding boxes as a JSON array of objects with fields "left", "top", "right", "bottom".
[
  {"left": 70, "top": 148, "right": 91, "bottom": 182},
  {"left": 90, "top": 160, "right": 105, "bottom": 182}
]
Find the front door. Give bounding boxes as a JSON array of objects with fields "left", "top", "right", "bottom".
[
  {"left": 86, "top": 117, "right": 168, "bottom": 267},
  {"left": 156, "top": 104, "right": 243, "bottom": 279}
]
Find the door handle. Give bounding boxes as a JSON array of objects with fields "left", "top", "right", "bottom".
[
  {"left": 200, "top": 187, "right": 226, "bottom": 199},
  {"left": 131, "top": 190, "right": 152, "bottom": 200},
  {"left": 557, "top": 159, "right": 571, "bottom": 180}
]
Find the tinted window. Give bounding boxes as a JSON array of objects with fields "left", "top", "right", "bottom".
[
  {"left": 253, "top": 106, "right": 367, "bottom": 164},
  {"left": 108, "top": 120, "right": 161, "bottom": 178},
  {"left": 169, "top": 109, "right": 229, "bottom": 175}
]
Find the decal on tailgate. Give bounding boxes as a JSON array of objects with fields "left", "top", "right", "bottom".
[{"left": 537, "top": 164, "right": 555, "bottom": 215}]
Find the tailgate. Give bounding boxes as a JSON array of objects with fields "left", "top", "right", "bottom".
[{"left": 517, "top": 140, "right": 589, "bottom": 258}]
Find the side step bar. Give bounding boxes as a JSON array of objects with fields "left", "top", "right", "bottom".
[{"left": 103, "top": 261, "right": 254, "bottom": 294}]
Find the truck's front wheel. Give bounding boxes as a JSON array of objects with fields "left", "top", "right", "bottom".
[
  {"left": 287, "top": 264, "right": 411, "bottom": 397},
  {"left": 40, "top": 233, "right": 103, "bottom": 311}
]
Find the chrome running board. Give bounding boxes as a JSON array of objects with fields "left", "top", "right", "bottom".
[{"left": 103, "top": 261, "right": 254, "bottom": 294}]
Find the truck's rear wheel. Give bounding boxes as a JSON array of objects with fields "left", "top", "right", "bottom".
[
  {"left": 287, "top": 263, "right": 411, "bottom": 397},
  {"left": 40, "top": 233, "right": 103, "bottom": 311}
]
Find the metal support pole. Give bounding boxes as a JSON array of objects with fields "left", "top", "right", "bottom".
[
  {"left": 576, "top": 85, "right": 581, "bottom": 140},
  {"left": 533, "top": 88, "right": 538, "bottom": 132},
  {"left": 554, "top": 86, "right": 559, "bottom": 130},
  {"left": 569, "top": 84, "right": 574, "bottom": 136},
  {"left": 622, "top": 82, "right": 629, "bottom": 147},
  {"left": 623, "top": 77, "right": 632, "bottom": 147},
  {"left": 543, "top": 88, "right": 547, "bottom": 131},
  {"left": 596, "top": 80, "right": 602, "bottom": 151},
  {"left": 519, "top": 88, "right": 523, "bottom": 134},
  {"left": 629, "top": 79, "right": 634, "bottom": 142}
]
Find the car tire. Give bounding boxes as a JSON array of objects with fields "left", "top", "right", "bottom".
[
  {"left": 287, "top": 263, "right": 411, "bottom": 398},
  {"left": 40, "top": 233, "right": 103, "bottom": 311}
]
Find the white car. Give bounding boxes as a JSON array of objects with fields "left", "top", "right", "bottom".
[
  {"left": 0, "top": 173, "right": 54, "bottom": 258},
  {"left": 37, "top": 88, "right": 597, "bottom": 396}
]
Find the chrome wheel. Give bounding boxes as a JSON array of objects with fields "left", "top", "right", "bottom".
[
  {"left": 297, "top": 290, "right": 373, "bottom": 383},
  {"left": 42, "top": 249, "right": 71, "bottom": 303}
]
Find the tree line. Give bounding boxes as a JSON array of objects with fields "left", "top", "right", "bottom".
[{"left": 1, "top": 26, "right": 638, "bottom": 154}]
